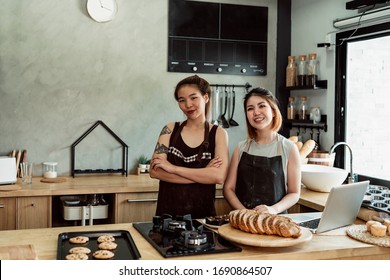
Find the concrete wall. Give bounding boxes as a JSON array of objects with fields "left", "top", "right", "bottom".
[{"left": 0, "top": 0, "right": 277, "bottom": 176}]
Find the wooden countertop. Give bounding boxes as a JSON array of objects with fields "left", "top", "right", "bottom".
[
  {"left": 0, "top": 175, "right": 224, "bottom": 198},
  {"left": 0, "top": 221, "right": 389, "bottom": 260}
]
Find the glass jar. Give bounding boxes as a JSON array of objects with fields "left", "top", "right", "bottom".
[
  {"left": 297, "top": 55, "right": 307, "bottom": 87},
  {"left": 286, "top": 56, "right": 297, "bottom": 87},
  {"left": 306, "top": 53, "right": 318, "bottom": 86},
  {"left": 287, "top": 96, "right": 296, "bottom": 119},
  {"left": 299, "top": 96, "right": 308, "bottom": 120},
  {"left": 43, "top": 162, "right": 58, "bottom": 178}
]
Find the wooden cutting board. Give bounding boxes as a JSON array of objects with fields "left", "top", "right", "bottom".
[
  {"left": 218, "top": 224, "right": 313, "bottom": 247},
  {"left": 0, "top": 244, "right": 38, "bottom": 260}
]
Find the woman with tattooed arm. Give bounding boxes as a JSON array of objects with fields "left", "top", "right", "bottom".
[{"left": 150, "top": 75, "right": 229, "bottom": 219}]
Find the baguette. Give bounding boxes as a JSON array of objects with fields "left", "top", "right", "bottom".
[
  {"left": 299, "top": 139, "right": 316, "bottom": 159},
  {"left": 228, "top": 210, "right": 301, "bottom": 238}
]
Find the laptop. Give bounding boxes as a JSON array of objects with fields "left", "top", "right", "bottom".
[{"left": 291, "top": 180, "right": 370, "bottom": 233}]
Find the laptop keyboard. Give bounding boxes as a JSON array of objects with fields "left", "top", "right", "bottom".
[{"left": 298, "top": 218, "right": 320, "bottom": 229}]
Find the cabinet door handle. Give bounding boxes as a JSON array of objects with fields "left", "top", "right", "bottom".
[
  {"left": 127, "top": 198, "right": 157, "bottom": 203},
  {"left": 0, "top": 203, "right": 4, "bottom": 208},
  {"left": 127, "top": 197, "right": 224, "bottom": 203}
]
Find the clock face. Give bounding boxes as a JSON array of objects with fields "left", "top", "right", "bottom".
[{"left": 87, "top": 0, "right": 117, "bottom": 23}]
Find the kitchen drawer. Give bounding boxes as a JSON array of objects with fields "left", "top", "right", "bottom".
[
  {"left": 116, "top": 192, "right": 158, "bottom": 223},
  {"left": 17, "top": 196, "right": 51, "bottom": 229},
  {"left": 0, "top": 197, "right": 16, "bottom": 230}
]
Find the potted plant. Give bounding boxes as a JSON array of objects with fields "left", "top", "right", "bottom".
[{"left": 138, "top": 155, "right": 149, "bottom": 173}]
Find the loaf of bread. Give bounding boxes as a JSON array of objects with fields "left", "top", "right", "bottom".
[
  {"left": 299, "top": 139, "right": 316, "bottom": 159},
  {"left": 228, "top": 209, "right": 302, "bottom": 238}
]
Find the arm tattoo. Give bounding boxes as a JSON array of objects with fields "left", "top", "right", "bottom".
[
  {"left": 160, "top": 125, "right": 171, "bottom": 136},
  {"left": 155, "top": 142, "right": 169, "bottom": 154}
]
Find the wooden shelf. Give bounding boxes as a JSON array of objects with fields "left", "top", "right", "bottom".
[{"left": 284, "top": 115, "right": 327, "bottom": 132}]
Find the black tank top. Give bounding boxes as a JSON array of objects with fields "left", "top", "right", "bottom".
[{"left": 156, "top": 121, "right": 218, "bottom": 219}]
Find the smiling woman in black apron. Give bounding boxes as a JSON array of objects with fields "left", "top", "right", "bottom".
[
  {"left": 150, "top": 75, "right": 229, "bottom": 219},
  {"left": 223, "top": 87, "right": 301, "bottom": 214}
]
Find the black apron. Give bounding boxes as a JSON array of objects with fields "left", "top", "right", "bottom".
[
  {"left": 235, "top": 139, "right": 287, "bottom": 213},
  {"left": 156, "top": 121, "right": 216, "bottom": 219}
]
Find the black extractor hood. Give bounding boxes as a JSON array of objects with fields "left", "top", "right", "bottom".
[{"left": 346, "top": 0, "right": 389, "bottom": 10}]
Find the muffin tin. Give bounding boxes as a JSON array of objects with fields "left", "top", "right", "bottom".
[{"left": 362, "top": 184, "right": 390, "bottom": 214}]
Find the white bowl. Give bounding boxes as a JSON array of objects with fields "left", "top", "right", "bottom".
[{"left": 301, "top": 164, "right": 348, "bottom": 192}]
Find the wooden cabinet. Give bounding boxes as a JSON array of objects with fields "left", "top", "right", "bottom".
[
  {"left": 0, "top": 197, "right": 17, "bottom": 230},
  {"left": 17, "top": 196, "right": 51, "bottom": 229},
  {"left": 116, "top": 192, "right": 158, "bottom": 223},
  {"left": 116, "top": 189, "right": 232, "bottom": 223}
]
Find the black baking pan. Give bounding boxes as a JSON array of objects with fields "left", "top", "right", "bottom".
[
  {"left": 57, "top": 230, "right": 141, "bottom": 260},
  {"left": 362, "top": 185, "right": 390, "bottom": 215}
]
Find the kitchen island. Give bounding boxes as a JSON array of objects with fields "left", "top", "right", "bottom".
[{"left": 0, "top": 219, "right": 389, "bottom": 260}]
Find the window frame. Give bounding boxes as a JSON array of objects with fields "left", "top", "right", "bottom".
[{"left": 335, "top": 21, "right": 390, "bottom": 186}]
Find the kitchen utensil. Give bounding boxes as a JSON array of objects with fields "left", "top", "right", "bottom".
[
  {"left": 228, "top": 86, "right": 239, "bottom": 126},
  {"left": 57, "top": 230, "right": 141, "bottom": 260},
  {"left": 212, "top": 86, "right": 220, "bottom": 125},
  {"left": 218, "top": 224, "right": 312, "bottom": 247},
  {"left": 220, "top": 87, "right": 229, "bottom": 128}
]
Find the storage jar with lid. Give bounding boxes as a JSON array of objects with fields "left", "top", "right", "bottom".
[
  {"left": 297, "top": 55, "right": 307, "bottom": 87},
  {"left": 286, "top": 56, "right": 297, "bottom": 87},
  {"left": 43, "top": 162, "right": 58, "bottom": 178},
  {"left": 299, "top": 96, "right": 308, "bottom": 120},
  {"left": 287, "top": 96, "right": 296, "bottom": 119},
  {"left": 306, "top": 53, "right": 318, "bottom": 86}
]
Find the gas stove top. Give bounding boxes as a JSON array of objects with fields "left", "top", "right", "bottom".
[{"left": 133, "top": 214, "right": 242, "bottom": 258}]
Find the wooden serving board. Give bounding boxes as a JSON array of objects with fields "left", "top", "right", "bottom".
[
  {"left": 218, "top": 224, "right": 313, "bottom": 247},
  {"left": 40, "top": 177, "right": 67, "bottom": 183},
  {"left": 0, "top": 244, "right": 38, "bottom": 260}
]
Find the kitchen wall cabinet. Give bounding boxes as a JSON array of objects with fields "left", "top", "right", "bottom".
[
  {"left": 0, "top": 197, "right": 16, "bottom": 230},
  {"left": 17, "top": 196, "right": 51, "bottom": 229}
]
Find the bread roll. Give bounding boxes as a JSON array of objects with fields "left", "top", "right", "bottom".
[
  {"left": 288, "top": 136, "right": 298, "bottom": 143},
  {"left": 371, "top": 224, "right": 387, "bottom": 237},
  {"left": 299, "top": 139, "right": 316, "bottom": 159},
  {"left": 296, "top": 141, "right": 303, "bottom": 151},
  {"left": 228, "top": 210, "right": 301, "bottom": 238},
  {"left": 366, "top": 220, "right": 381, "bottom": 233}
]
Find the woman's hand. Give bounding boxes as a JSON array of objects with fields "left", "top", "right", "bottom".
[
  {"left": 151, "top": 155, "right": 176, "bottom": 174},
  {"left": 206, "top": 156, "right": 222, "bottom": 168},
  {"left": 253, "top": 204, "right": 278, "bottom": 214}
]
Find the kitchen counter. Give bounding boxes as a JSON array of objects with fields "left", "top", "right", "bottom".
[{"left": 0, "top": 220, "right": 389, "bottom": 260}]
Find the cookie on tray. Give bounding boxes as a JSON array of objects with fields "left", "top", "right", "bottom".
[
  {"left": 97, "top": 235, "right": 115, "bottom": 243},
  {"left": 98, "top": 241, "right": 117, "bottom": 250},
  {"left": 69, "top": 247, "right": 91, "bottom": 254},
  {"left": 93, "top": 250, "right": 115, "bottom": 259},
  {"left": 69, "top": 236, "right": 89, "bottom": 244},
  {"left": 65, "top": 253, "right": 88, "bottom": 260}
]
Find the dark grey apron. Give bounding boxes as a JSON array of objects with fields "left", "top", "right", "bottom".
[{"left": 235, "top": 139, "right": 287, "bottom": 214}]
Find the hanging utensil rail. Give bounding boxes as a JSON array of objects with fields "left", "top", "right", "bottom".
[{"left": 210, "top": 82, "right": 252, "bottom": 91}]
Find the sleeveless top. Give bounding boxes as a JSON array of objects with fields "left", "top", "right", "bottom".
[{"left": 155, "top": 121, "right": 218, "bottom": 219}]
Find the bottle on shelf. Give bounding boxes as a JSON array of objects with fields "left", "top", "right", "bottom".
[
  {"left": 299, "top": 96, "right": 308, "bottom": 120},
  {"left": 306, "top": 53, "right": 318, "bottom": 87},
  {"left": 287, "top": 96, "right": 296, "bottom": 120},
  {"left": 286, "top": 56, "right": 297, "bottom": 87},
  {"left": 297, "top": 55, "right": 307, "bottom": 87}
]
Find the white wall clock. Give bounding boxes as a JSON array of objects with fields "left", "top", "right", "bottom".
[{"left": 87, "top": 0, "right": 118, "bottom": 23}]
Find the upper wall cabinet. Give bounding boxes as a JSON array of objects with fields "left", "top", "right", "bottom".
[{"left": 168, "top": 0, "right": 268, "bottom": 76}]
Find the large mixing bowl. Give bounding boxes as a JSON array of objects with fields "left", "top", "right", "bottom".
[{"left": 301, "top": 164, "right": 348, "bottom": 192}]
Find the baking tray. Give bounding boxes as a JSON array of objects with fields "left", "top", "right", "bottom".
[
  {"left": 57, "top": 230, "right": 141, "bottom": 260},
  {"left": 362, "top": 184, "right": 390, "bottom": 215}
]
